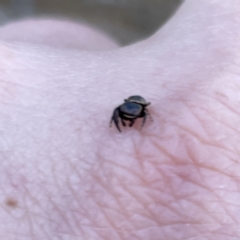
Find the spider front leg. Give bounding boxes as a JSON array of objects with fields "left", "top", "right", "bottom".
[
  {"left": 121, "top": 118, "right": 126, "bottom": 127},
  {"left": 129, "top": 119, "right": 135, "bottom": 127},
  {"left": 141, "top": 109, "right": 152, "bottom": 129},
  {"left": 145, "top": 108, "right": 153, "bottom": 122},
  {"left": 110, "top": 107, "right": 121, "bottom": 132},
  {"left": 141, "top": 113, "right": 147, "bottom": 129}
]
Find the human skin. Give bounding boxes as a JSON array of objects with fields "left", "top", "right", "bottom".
[{"left": 0, "top": 0, "right": 240, "bottom": 239}]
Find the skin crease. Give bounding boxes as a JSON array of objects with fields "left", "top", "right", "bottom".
[{"left": 0, "top": 0, "right": 240, "bottom": 239}]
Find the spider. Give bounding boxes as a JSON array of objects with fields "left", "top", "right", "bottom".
[{"left": 110, "top": 95, "right": 152, "bottom": 132}]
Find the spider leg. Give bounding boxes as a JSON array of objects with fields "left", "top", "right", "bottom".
[
  {"left": 141, "top": 113, "right": 147, "bottom": 129},
  {"left": 145, "top": 108, "right": 153, "bottom": 121},
  {"left": 140, "top": 109, "right": 153, "bottom": 129},
  {"left": 110, "top": 108, "right": 121, "bottom": 132},
  {"left": 121, "top": 118, "right": 126, "bottom": 126},
  {"left": 129, "top": 119, "right": 135, "bottom": 127}
]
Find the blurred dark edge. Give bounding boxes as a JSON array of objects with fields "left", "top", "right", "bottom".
[{"left": 0, "top": 0, "right": 183, "bottom": 45}]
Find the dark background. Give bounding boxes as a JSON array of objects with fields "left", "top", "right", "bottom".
[{"left": 0, "top": 0, "right": 183, "bottom": 45}]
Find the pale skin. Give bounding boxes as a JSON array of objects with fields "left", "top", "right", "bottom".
[{"left": 0, "top": 0, "right": 240, "bottom": 239}]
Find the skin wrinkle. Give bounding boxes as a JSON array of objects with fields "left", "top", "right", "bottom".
[
  {"left": 142, "top": 167, "right": 187, "bottom": 205},
  {"left": 213, "top": 233, "right": 239, "bottom": 240},
  {"left": 119, "top": 183, "right": 161, "bottom": 225},
  {"left": 116, "top": 177, "right": 169, "bottom": 232},
  {"left": 52, "top": 145, "right": 86, "bottom": 186},
  {"left": 183, "top": 103, "right": 220, "bottom": 140},
  {"left": 171, "top": 121, "right": 233, "bottom": 154},
  {"left": 158, "top": 189, "right": 213, "bottom": 227},
  {"left": 215, "top": 96, "right": 240, "bottom": 119},
  {"left": 89, "top": 173, "right": 130, "bottom": 236},
  {"left": 183, "top": 138, "right": 240, "bottom": 183},
  {"left": 151, "top": 139, "right": 183, "bottom": 164},
  {"left": 66, "top": 201, "right": 87, "bottom": 240},
  {"left": 157, "top": 164, "right": 202, "bottom": 198},
  {"left": 119, "top": 182, "right": 157, "bottom": 217},
  {"left": 130, "top": 232, "right": 143, "bottom": 240},
  {"left": 187, "top": 102, "right": 240, "bottom": 137},
  {"left": 25, "top": 210, "right": 35, "bottom": 240},
  {"left": 49, "top": 198, "right": 76, "bottom": 236},
  {"left": 185, "top": 150, "right": 237, "bottom": 182},
  {"left": 47, "top": 180, "right": 89, "bottom": 237},
  {"left": 132, "top": 138, "right": 148, "bottom": 175},
  {"left": 91, "top": 198, "right": 123, "bottom": 240},
  {"left": 128, "top": 186, "right": 187, "bottom": 224},
  {"left": 90, "top": 170, "right": 135, "bottom": 228},
  {"left": 71, "top": 201, "right": 97, "bottom": 239},
  {"left": 138, "top": 154, "right": 239, "bottom": 232},
  {"left": 97, "top": 170, "right": 136, "bottom": 218},
  {"left": 147, "top": 174, "right": 184, "bottom": 199},
  {"left": 70, "top": 211, "right": 87, "bottom": 236},
  {"left": 0, "top": 233, "right": 29, "bottom": 240},
  {"left": 224, "top": 68, "right": 240, "bottom": 77},
  {"left": 175, "top": 169, "right": 240, "bottom": 226},
  {"left": 103, "top": 158, "right": 148, "bottom": 185},
  {"left": 175, "top": 187, "right": 225, "bottom": 226},
  {"left": 23, "top": 187, "right": 46, "bottom": 219},
  {"left": 191, "top": 147, "right": 240, "bottom": 181},
  {"left": 211, "top": 201, "right": 239, "bottom": 226}
]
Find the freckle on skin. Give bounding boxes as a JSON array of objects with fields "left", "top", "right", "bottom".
[{"left": 5, "top": 198, "right": 18, "bottom": 208}]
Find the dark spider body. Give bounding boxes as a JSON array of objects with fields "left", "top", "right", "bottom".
[{"left": 110, "top": 95, "right": 152, "bottom": 132}]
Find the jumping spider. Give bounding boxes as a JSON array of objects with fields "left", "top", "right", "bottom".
[{"left": 110, "top": 95, "right": 152, "bottom": 132}]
